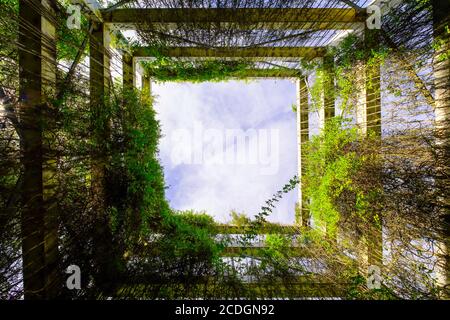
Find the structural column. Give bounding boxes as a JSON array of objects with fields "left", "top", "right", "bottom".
[
  {"left": 319, "top": 54, "right": 335, "bottom": 129},
  {"left": 89, "top": 20, "right": 116, "bottom": 292},
  {"left": 296, "top": 77, "right": 310, "bottom": 228},
  {"left": 122, "top": 52, "right": 133, "bottom": 92},
  {"left": 142, "top": 75, "right": 151, "bottom": 96},
  {"left": 356, "top": 30, "right": 382, "bottom": 137},
  {"left": 366, "top": 29, "right": 383, "bottom": 271},
  {"left": 355, "top": 28, "right": 383, "bottom": 275},
  {"left": 18, "top": 0, "right": 59, "bottom": 299},
  {"left": 89, "top": 21, "right": 110, "bottom": 202},
  {"left": 132, "top": 57, "right": 143, "bottom": 89},
  {"left": 318, "top": 54, "right": 335, "bottom": 236},
  {"left": 432, "top": 0, "right": 450, "bottom": 297}
]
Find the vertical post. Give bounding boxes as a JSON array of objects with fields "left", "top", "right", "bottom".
[
  {"left": 365, "top": 30, "right": 382, "bottom": 137},
  {"left": 89, "top": 20, "right": 116, "bottom": 292},
  {"left": 41, "top": 0, "right": 59, "bottom": 298},
  {"left": 142, "top": 76, "right": 151, "bottom": 96},
  {"left": 355, "top": 28, "right": 383, "bottom": 275},
  {"left": 296, "top": 77, "right": 310, "bottom": 227},
  {"left": 432, "top": 0, "right": 450, "bottom": 297},
  {"left": 18, "top": 0, "right": 58, "bottom": 299},
  {"left": 133, "top": 57, "right": 143, "bottom": 89},
  {"left": 89, "top": 21, "right": 110, "bottom": 202},
  {"left": 122, "top": 52, "right": 133, "bottom": 92},
  {"left": 366, "top": 28, "right": 383, "bottom": 269},
  {"left": 318, "top": 54, "right": 335, "bottom": 236},
  {"left": 355, "top": 60, "right": 367, "bottom": 135},
  {"left": 319, "top": 54, "right": 335, "bottom": 130},
  {"left": 356, "top": 28, "right": 382, "bottom": 136}
]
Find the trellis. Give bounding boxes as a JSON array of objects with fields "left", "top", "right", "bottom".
[{"left": 14, "top": 0, "right": 450, "bottom": 299}]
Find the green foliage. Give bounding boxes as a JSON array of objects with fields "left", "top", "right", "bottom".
[
  {"left": 170, "top": 210, "right": 217, "bottom": 232},
  {"left": 256, "top": 234, "right": 292, "bottom": 277},
  {"left": 432, "top": 24, "right": 450, "bottom": 62},
  {"left": 309, "top": 68, "right": 326, "bottom": 112},
  {"left": 0, "top": 0, "right": 88, "bottom": 61},
  {"left": 345, "top": 272, "right": 398, "bottom": 300},
  {"left": 0, "top": 0, "right": 18, "bottom": 63},
  {"left": 141, "top": 50, "right": 252, "bottom": 82},
  {"left": 262, "top": 234, "right": 291, "bottom": 264},
  {"left": 0, "top": 0, "right": 18, "bottom": 11},
  {"left": 108, "top": 88, "right": 169, "bottom": 239},
  {"left": 303, "top": 117, "right": 377, "bottom": 236},
  {"left": 229, "top": 210, "right": 251, "bottom": 226},
  {"left": 245, "top": 176, "right": 299, "bottom": 240},
  {"left": 291, "top": 103, "right": 297, "bottom": 113},
  {"left": 305, "top": 32, "right": 388, "bottom": 117},
  {"left": 56, "top": 1, "right": 89, "bottom": 61},
  {"left": 159, "top": 210, "right": 223, "bottom": 260}
]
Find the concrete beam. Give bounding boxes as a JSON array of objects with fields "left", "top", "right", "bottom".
[
  {"left": 134, "top": 47, "right": 326, "bottom": 60},
  {"left": 101, "top": 8, "right": 365, "bottom": 30}
]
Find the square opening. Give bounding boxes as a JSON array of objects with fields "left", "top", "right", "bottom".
[{"left": 153, "top": 79, "right": 299, "bottom": 224}]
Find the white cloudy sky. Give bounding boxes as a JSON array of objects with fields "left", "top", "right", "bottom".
[{"left": 152, "top": 79, "right": 303, "bottom": 224}]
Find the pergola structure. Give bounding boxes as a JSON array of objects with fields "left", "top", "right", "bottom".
[{"left": 17, "top": 0, "right": 449, "bottom": 298}]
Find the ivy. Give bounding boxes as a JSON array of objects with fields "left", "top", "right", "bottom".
[
  {"left": 142, "top": 57, "right": 253, "bottom": 83},
  {"left": 303, "top": 117, "right": 375, "bottom": 236},
  {"left": 107, "top": 88, "right": 169, "bottom": 240}
]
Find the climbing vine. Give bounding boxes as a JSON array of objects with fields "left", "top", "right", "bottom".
[
  {"left": 303, "top": 117, "right": 382, "bottom": 236},
  {"left": 141, "top": 55, "right": 253, "bottom": 83}
]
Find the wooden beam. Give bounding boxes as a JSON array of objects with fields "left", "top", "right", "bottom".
[
  {"left": 230, "top": 68, "right": 302, "bottom": 78},
  {"left": 221, "top": 246, "right": 314, "bottom": 258},
  {"left": 102, "top": 8, "right": 365, "bottom": 30},
  {"left": 118, "top": 278, "right": 348, "bottom": 298},
  {"left": 214, "top": 224, "right": 299, "bottom": 235},
  {"left": 134, "top": 47, "right": 326, "bottom": 60},
  {"left": 146, "top": 68, "right": 303, "bottom": 80}
]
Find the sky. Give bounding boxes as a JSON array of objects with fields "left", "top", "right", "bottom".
[{"left": 152, "top": 79, "right": 301, "bottom": 224}]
